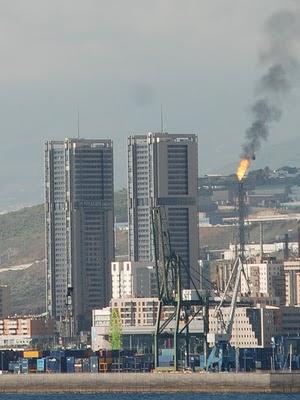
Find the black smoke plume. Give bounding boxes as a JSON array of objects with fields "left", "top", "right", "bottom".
[{"left": 241, "top": 9, "right": 300, "bottom": 160}]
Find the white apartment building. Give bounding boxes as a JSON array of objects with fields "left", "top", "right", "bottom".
[
  {"left": 91, "top": 307, "right": 111, "bottom": 351},
  {"left": 111, "top": 261, "right": 155, "bottom": 299},
  {"left": 240, "top": 261, "right": 285, "bottom": 302},
  {"left": 111, "top": 297, "right": 158, "bottom": 327}
]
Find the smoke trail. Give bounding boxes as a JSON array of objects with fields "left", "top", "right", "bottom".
[{"left": 241, "top": 9, "right": 300, "bottom": 160}]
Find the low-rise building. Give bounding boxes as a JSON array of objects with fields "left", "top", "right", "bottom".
[{"left": 0, "top": 316, "right": 54, "bottom": 348}]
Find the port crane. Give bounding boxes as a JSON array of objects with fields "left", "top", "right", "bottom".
[
  {"left": 206, "top": 180, "right": 251, "bottom": 371},
  {"left": 151, "top": 206, "right": 207, "bottom": 370},
  {"left": 206, "top": 256, "right": 251, "bottom": 370}
]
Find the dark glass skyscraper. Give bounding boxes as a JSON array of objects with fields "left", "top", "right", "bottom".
[
  {"left": 45, "top": 138, "right": 114, "bottom": 332},
  {"left": 128, "top": 132, "right": 198, "bottom": 288}
]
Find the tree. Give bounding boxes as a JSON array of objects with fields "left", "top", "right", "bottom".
[{"left": 109, "top": 308, "right": 123, "bottom": 350}]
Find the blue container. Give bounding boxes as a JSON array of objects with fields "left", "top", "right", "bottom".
[
  {"left": 37, "top": 358, "right": 45, "bottom": 373},
  {"left": 66, "top": 356, "right": 75, "bottom": 373},
  {"left": 82, "top": 358, "right": 89, "bottom": 372},
  {"left": 46, "top": 357, "right": 60, "bottom": 373},
  {"left": 21, "top": 359, "right": 29, "bottom": 374},
  {"left": 8, "top": 361, "right": 20, "bottom": 374},
  {"left": 90, "top": 356, "right": 98, "bottom": 373},
  {"left": 50, "top": 350, "right": 65, "bottom": 359}
]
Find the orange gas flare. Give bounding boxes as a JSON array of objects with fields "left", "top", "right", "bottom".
[{"left": 236, "top": 158, "right": 250, "bottom": 181}]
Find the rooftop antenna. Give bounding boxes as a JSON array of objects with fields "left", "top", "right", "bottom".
[
  {"left": 160, "top": 104, "right": 164, "bottom": 133},
  {"left": 77, "top": 110, "right": 80, "bottom": 139}
]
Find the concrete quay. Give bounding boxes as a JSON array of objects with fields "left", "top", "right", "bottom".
[{"left": 0, "top": 372, "right": 299, "bottom": 393}]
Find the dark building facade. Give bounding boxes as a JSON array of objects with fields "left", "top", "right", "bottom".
[
  {"left": 45, "top": 138, "right": 114, "bottom": 332},
  {"left": 128, "top": 132, "right": 198, "bottom": 288}
]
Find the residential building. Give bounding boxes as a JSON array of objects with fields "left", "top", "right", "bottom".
[
  {"left": 45, "top": 138, "right": 114, "bottom": 332},
  {"left": 111, "top": 297, "right": 158, "bottom": 327},
  {"left": 111, "top": 260, "right": 156, "bottom": 299},
  {"left": 0, "top": 316, "right": 54, "bottom": 349},
  {"left": 128, "top": 132, "right": 198, "bottom": 288},
  {"left": 240, "top": 260, "right": 285, "bottom": 303},
  {"left": 284, "top": 259, "right": 300, "bottom": 306}
]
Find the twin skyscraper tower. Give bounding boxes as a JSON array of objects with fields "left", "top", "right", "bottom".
[{"left": 45, "top": 133, "right": 198, "bottom": 333}]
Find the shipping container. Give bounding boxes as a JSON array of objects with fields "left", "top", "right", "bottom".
[
  {"left": 74, "top": 358, "right": 83, "bottom": 373},
  {"left": 23, "top": 351, "right": 41, "bottom": 359},
  {"left": 99, "top": 361, "right": 108, "bottom": 373},
  {"left": 66, "top": 357, "right": 75, "bottom": 373},
  {"left": 21, "top": 359, "right": 29, "bottom": 374},
  {"left": 46, "top": 357, "right": 61, "bottom": 373},
  {"left": 50, "top": 350, "right": 65, "bottom": 359},
  {"left": 8, "top": 361, "right": 21, "bottom": 374},
  {"left": 37, "top": 358, "right": 45, "bottom": 373},
  {"left": 90, "top": 356, "right": 98, "bottom": 373},
  {"left": 82, "top": 358, "right": 89, "bottom": 373}
]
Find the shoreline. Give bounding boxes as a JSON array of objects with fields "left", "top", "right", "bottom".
[{"left": 0, "top": 372, "right": 299, "bottom": 393}]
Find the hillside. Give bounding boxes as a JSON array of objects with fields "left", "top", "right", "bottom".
[
  {"left": 0, "top": 191, "right": 128, "bottom": 315},
  {"left": 0, "top": 204, "right": 44, "bottom": 267},
  {"left": 0, "top": 261, "right": 46, "bottom": 315},
  {"left": 0, "top": 189, "right": 128, "bottom": 268},
  {"left": 1, "top": 189, "right": 297, "bottom": 316}
]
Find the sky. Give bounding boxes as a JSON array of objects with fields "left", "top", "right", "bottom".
[{"left": 0, "top": 0, "right": 300, "bottom": 209}]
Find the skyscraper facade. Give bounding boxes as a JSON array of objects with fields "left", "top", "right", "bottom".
[
  {"left": 45, "top": 138, "right": 114, "bottom": 332},
  {"left": 128, "top": 132, "right": 198, "bottom": 288}
]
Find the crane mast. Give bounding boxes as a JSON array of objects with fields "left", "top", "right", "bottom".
[
  {"left": 151, "top": 206, "right": 207, "bottom": 371},
  {"left": 206, "top": 181, "right": 251, "bottom": 371}
]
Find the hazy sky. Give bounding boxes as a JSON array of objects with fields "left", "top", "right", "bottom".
[{"left": 1, "top": 0, "right": 300, "bottom": 208}]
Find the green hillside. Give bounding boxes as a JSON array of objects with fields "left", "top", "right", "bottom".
[
  {"left": 0, "top": 204, "right": 45, "bottom": 267},
  {"left": 0, "top": 261, "right": 46, "bottom": 315}
]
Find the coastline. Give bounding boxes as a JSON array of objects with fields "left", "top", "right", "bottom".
[{"left": 0, "top": 372, "right": 299, "bottom": 393}]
